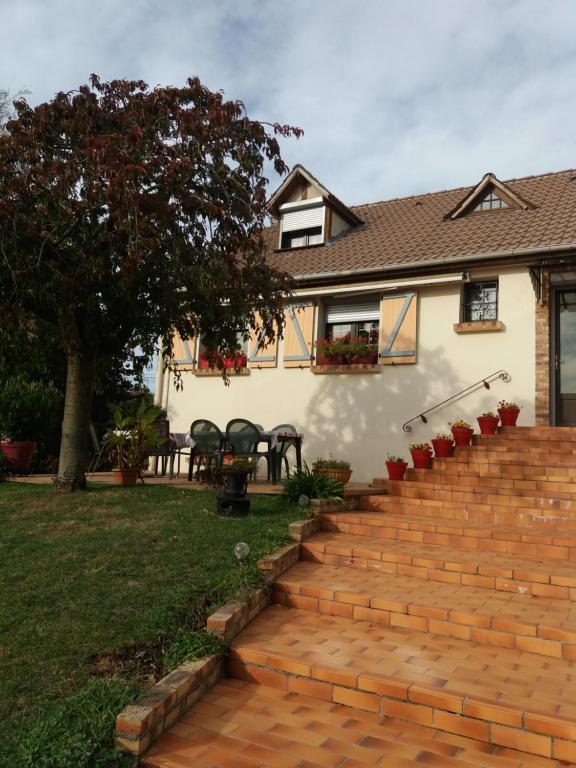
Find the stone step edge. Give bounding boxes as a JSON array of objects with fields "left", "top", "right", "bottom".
[
  {"left": 227, "top": 654, "right": 576, "bottom": 761},
  {"left": 404, "top": 471, "right": 576, "bottom": 493},
  {"left": 300, "top": 539, "right": 576, "bottom": 600},
  {"left": 271, "top": 578, "right": 576, "bottom": 660},
  {"left": 320, "top": 514, "right": 576, "bottom": 557}
]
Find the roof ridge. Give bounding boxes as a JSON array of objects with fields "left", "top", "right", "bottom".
[{"left": 350, "top": 167, "right": 576, "bottom": 212}]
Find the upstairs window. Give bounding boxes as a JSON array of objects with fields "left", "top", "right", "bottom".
[
  {"left": 463, "top": 281, "right": 498, "bottom": 321},
  {"left": 279, "top": 198, "right": 324, "bottom": 249},
  {"left": 472, "top": 190, "right": 509, "bottom": 212},
  {"left": 281, "top": 226, "right": 323, "bottom": 249}
]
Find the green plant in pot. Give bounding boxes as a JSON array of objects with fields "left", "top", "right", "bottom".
[
  {"left": 0, "top": 376, "right": 62, "bottom": 474},
  {"left": 105, "top": 400, "right": 164, "bottom": 485},
  {"left": 312, "top": 454, "right": 352, "bottom": 484}
]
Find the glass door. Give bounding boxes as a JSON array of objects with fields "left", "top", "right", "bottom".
[{"left": 555, "top": 289, "right": 576, "bottom": 425}]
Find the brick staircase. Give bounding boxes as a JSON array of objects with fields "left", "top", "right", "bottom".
[{"left": 144, "top": 426, "right": 576, "bottom": 767}]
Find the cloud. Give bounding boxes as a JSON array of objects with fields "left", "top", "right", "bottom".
[{"left": 2, "top": 0, "right": 576, "bottom": 203}]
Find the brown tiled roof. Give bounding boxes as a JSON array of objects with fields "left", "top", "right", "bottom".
[{"left": 267, "top": 168, "right": 576, "bottom": 279}]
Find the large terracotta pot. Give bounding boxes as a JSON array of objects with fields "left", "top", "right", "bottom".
[
  {"left": 451, "top": 427, "right": 474, "bottom": 447},
  {"left": 410, "top": 449, "right": 432, "bottom": 469},
  {"left": 477, "top": 415, "right": 499, "bottom": 435},
  {"left": 498, "top": 408, "right": 519, "bottom": 427},
  {"left": 431, "top": 438, "right": 453, "bottom": 458},
  {"left": 313, "top": 466, "right": 353, "bottom": 485},
  {"left": 0, "top": 440, "right": 36, "bottom": 474},
  {"left": 112, "top": 468, "right": 139, "bottom": 486},
  {"left": 386, "top": 461, "right": 407, "bottom": 481}
]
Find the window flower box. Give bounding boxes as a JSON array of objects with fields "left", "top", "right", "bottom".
[{"left": 314, "top": 337, "right": 379, "bottom": 367}]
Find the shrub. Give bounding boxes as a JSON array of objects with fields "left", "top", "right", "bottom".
[
  {"left": 0, "top": 376, "right": 62, "bottom": 442},
  {"left": 0, "top": 449, "right": 6, "bottom": 481},
  {"left": 386, "top": 454, "right": 406, "bottom": 463},
  {"left": 282, "top": 463, "right": 344, "bottom": 503}
]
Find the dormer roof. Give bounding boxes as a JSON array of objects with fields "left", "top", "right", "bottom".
[
  {"left": 445, "top": 172, "right": 533, "bottom": 220},
  {"left": 268, "top": 164, "right": 362, "bottom": 226}
]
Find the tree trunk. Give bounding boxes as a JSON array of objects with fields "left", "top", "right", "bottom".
[{"left": 54, "top": 352, "right": 97, "bottom": 491}]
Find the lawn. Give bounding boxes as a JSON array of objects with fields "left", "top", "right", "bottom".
[{"left": 0, "top": 481, "right": 300, "bottom": 766}]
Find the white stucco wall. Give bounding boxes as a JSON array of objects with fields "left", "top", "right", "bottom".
[{"left": 161, "top": 266, "right": 535, "bottom": 482}]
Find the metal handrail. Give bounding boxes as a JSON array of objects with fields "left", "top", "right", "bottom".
[{"left": 402, "top": 369, "right": 511, "bottom": 433}]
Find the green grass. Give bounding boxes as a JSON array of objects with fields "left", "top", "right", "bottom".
[{"left": 0, "top": 482, "right": 301, "bottom": 766}]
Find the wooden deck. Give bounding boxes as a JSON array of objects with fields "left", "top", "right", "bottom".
[{"left": 7, "top": 473, "right": 383, "bottom": 497}]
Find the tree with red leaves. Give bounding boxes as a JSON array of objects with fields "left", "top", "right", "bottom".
[{"left": 0, "top": 75, "right": 300, "bottom": 490}]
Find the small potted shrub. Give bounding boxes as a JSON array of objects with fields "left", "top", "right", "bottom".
[
  {"left": 409, "top": 442, "right": 432, "bottom": 469},
  {"left": 313, "top": 455, "right": 352, "bottom": 485},
  {"left": 498, "top": 400, "right": 521, "bottom": 427},
  {"left": 477, "top": 411, "right": 499, "bottom": 435},
  {"left": 386, "top": 453, "right": 408, "bottom": 481},
  {"left": 449, "top": 419, "right": 474, "bottom": 447},
  {"left": 432, "top": 432, "right": 453, "bottom": 458},
  {"left": 105, "top": 400, "right": 164, "bottom": 485}
]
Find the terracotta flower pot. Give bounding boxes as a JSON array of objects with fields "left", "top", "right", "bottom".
[
  {"left": 451, "top": 427, "right": 474, "bottom": 447},
  {"left": 477, "top": 415, "right": 499, "bottom": 435},
  {"left": 313, "top": 467, "right": 353, "bottom": 485},
  {"left": 498, "top": 407, "right": 519, "bottom": 427},
  {"left": 410, "top": 449, "right": 432, "bottom": 469},
  {"left": 431, "top": 438, "right": 453, "bottom": 458},
  {"left": 112, "top": 468, "right": 139, "bottom": 486},
  {"left": 386, "top": 461, "right": 408, "bottom": 481},
  {"left": 0, "top": 440, "right": 36, "bottom": 474}
]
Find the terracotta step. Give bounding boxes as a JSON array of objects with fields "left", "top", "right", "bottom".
[
  {"left": 372, "top": 479, "right": 576, "bottom": 514},
  {"left": 142, "top": 679, "right": 570, "bottom": 767},
  {"left": 321, "top": 508, "right": 576, "bottom": 557},
  {"left": 497, "top": 426, "right": 576, "bottom": 441},
  {"left": 360, "top": 493, "right": 576, "bottom": 530},
  {"left": 272, "top": 561, "right": 576, "bottom": 659},
  {"left": 401, "top": 469, "right": 576, "bottom": 500},
  {"left": 444, "top": 447, "right": 576, "bottom": 468},
  {"left": 301, "top": 531, "right": 576, "bottom": 599},
  {"left": 429, "top": 457, "right": 576, "bottom": 481},
  {"left": 360, "top": 494, "right": 576, "bottom": 528},
  {"left": 229, "top": 605, "right": 576, "bottom": 761}
]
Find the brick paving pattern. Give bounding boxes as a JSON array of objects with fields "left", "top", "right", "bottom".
[{"left": 144, "top": 426, "right": 576, "bottom": 766}]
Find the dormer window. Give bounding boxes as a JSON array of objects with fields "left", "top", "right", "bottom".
[
  {"left": 472, "top": 190, "right": 509, "bottom": 212},
  {"left": 279, "top": 197, "right": 325, "bottom": 249},
  {"left": 281, "top": 226, "right": 323, "bottom": 249}
]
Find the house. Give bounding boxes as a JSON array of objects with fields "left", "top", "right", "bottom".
[{"left": 156, "top": 165, "right": 576, "bottom": 480}]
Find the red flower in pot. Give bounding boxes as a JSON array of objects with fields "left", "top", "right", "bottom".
[
  {"left": 497, "top": 400, "right": 520, "bottom": 427},
  {"left": 449, "top": 420, "right": 474, "bottom": 447},
  {"left": 385, "top": 454, "right": 408, "bottom": 481},
  {"left": 431, "top": 433, "right": 454, "bottom": 457},
  {"left": 477, "top": 411, "right": 499, "bottom": 435},
  {"left": 409, "top": 442, "right": 433, "bottom": 469}
]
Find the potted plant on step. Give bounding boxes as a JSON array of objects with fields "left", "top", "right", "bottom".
[
  {"left": 0, "top": 376, "right": 62, "bottom": 474},
  {"left": 386, "top": 454, "right": 408, "bottom": 481},
  {"left": 432, "top": 432, "right": 453, "bottom": 458},
  {"left": 498, "top": 400, "right": 521, "bottom": 427},
  {"left": 449, "top": 419, "right": 474, "bottom": 447},
  {"left": 409, "top": 442, "right": 433, "bottom": 469},
  {"left": 313, "top": 455, "right": 352, "bottom": 485},
  {"left": 477, "top": 411, "right": 499, "bottom": 435},
  {"left": 105, "top": 400, "right": 164, "bottom": 486}
]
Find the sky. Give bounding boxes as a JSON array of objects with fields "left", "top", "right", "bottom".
[{"left": 2, "top": 0, "right": 576, "bottom": 206}]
